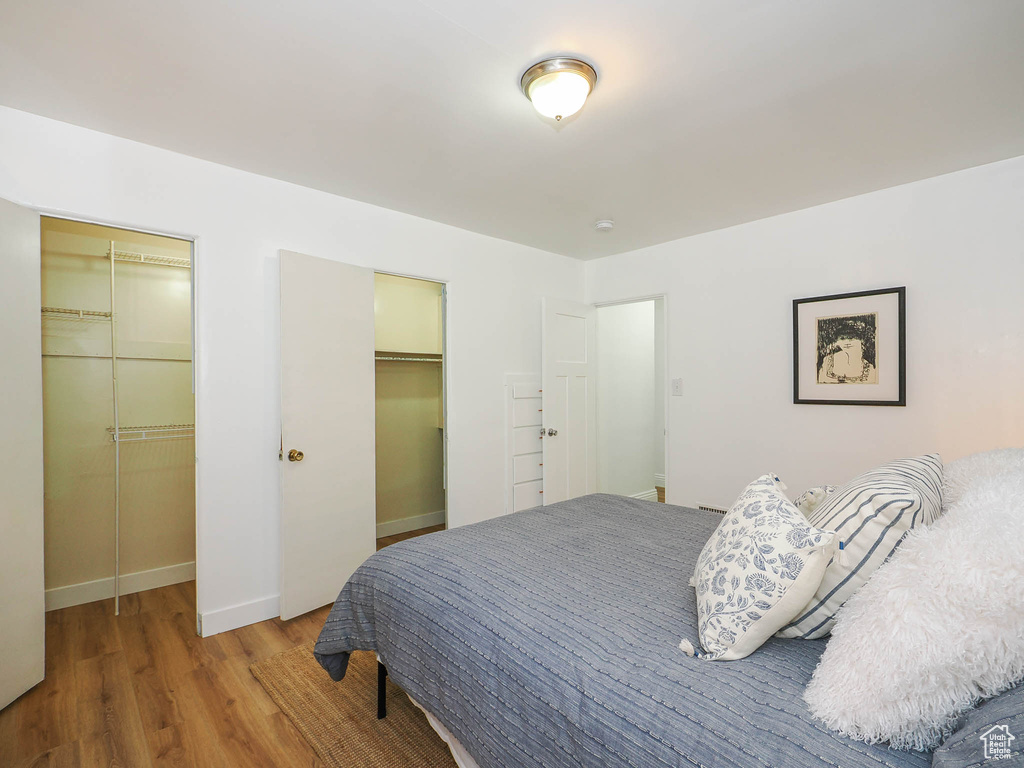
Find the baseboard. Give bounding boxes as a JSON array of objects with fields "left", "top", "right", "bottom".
[
  {"left": 654, "top": 473, "right": 666, "bottom": 487},
  {"left": 45, "top": 561, "right": 196, "bottom": 612},
  {"left": 631, "top": 489, "right": 659, "bottom": 502},
  {"left": 376, "top": 510, "right": 446, "bottom": 539},
  {"left": 199, "top": 594, "right": 280, "bottom": 638}
]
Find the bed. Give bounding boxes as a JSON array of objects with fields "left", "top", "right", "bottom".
[{"left": 314, "top": 494, "right": 930, "bottom": 768}]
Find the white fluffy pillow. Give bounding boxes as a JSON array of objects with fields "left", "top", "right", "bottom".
[
  {"left": 804, "top": 467, "right": 1024, "bottom": 750},
  {"left": 942, "top": 446, "right": 1024, "bottom": 510}
]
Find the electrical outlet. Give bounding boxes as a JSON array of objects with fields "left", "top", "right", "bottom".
[{"left": 671, "top": 378, "right": 684, "bottom": 396}]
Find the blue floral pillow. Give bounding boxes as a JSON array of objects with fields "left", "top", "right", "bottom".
[{"left": 681, "top": 474, "right": 838, "bottom": 661}]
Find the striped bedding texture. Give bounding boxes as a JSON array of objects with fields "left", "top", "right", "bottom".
[{"left": 314, "top": 494, "right": 930, "bottom": 768}]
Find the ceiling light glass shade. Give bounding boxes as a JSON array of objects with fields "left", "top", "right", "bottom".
[{"left": 521, "top": 58, "right": 597, "bottom": 121}]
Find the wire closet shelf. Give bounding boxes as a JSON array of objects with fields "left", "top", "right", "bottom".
[
  {"left": 106, "top": 423, "right": 195, "bottom": 443},
  {"left": 111, "top": 249, "right": 191, "bottom": 269},
  {"left": 374, "top": 355, "right": 442, "bottom": 362},
  {"left": 41, "top": 306, "right": 112, "bottom": 319}
]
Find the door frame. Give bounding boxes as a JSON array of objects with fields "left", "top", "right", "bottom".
[
  {"left": 29, "top": 206, "right": 203, "bottom": 629},
  {"left": 592, "top": 293, "right": 670, "bottom": 502},
  {"left": 372, "top": 268, "right": 452, "bottom": 526}
]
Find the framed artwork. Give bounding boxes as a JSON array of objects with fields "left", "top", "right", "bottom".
[{"left": 793, "top": 287, "right": 906, "bottom": 406}]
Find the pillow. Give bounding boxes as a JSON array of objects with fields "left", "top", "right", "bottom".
[
  {"left": 942, "top": 446, "right": 1024, "bottom": 510},
  {"left": 776, "top": 453, "right": 943, "bottom": 639},
  {"left": 803, "top": 469, "right": 1024, "bottom": 750},
  {"left": 689, "top": 472, "right": 787, "bottom": 586},
  {"left": 680, "top": 474, "right": 837, "bottom": 661},
  {"left": 793, "top": 485, "right": 838, "bottom": 516}
]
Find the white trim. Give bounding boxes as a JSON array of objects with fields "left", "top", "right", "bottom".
[
  {"left": 376, "top": 510, "right": 446, "bottom": 539},
  {"left": 199, "top": 594, "right": 280, "bottom": 638},
  {"left": 505, "top": 373, "right": 542, "bottom": 515},
  {"left": 592, "top": 293, "right": 667, "bottom": 308},
  {"left": 24, "top": 206, "right": 199, "bottom": 243},
  {"left": 630, "top": 489, "right": 659, "bottom": 502},
  {"left": 654, "top": 473, "right": 666, "bottom": 487},
  {"left": 45, "top": 561, "right": 195, "bottom": 612}
]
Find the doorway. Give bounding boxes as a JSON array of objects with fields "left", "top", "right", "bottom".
[
  {"left": 39, "top": 217, "right": 196, "bottom": 617},
  {"left": 373, "top": 273, "right": 447, "bottom": 549},
  {"left": 595, "top": 297, "right": 667, "bottom": 502}
]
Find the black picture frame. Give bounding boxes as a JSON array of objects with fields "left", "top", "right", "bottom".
[{"left": 793, "top": 287, "right": 906, "bottom": 406}]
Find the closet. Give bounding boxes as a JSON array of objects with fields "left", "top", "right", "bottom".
[
  {"left": 40, "top": 217, "right": 195, "bottom": 615},
  {"left": 374, "top": 274, "right": 446, "bottom": 538}
]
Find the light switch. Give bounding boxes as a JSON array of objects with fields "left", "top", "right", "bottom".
[{"left": 671, "top": 378, "right": 683, "bottom": 396}]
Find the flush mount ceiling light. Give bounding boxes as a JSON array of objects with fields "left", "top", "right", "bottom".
[{"left": 520, "top": 57, "right": 597, "bottom": 122}]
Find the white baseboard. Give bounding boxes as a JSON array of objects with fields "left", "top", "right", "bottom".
[
  {"left": 45, "top": 561, "right": 196, "bottom": 612},
  {"left": 376, "top": 510, "right": 446, "bottom": 539},
  {"left": 199, "top": 594, "right": 280, "bottom": 638},
  {"left": 654, "top": 473, "right": 666, "bottom": 487},
  {"left": 631, "top": 489, "right": 659, "bottom": 502}
]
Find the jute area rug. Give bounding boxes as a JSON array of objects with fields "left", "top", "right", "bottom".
[{"left": 251, "top": 644, "right": 457, "bottom": 768}]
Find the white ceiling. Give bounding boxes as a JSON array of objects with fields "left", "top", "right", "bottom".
[{"left": 1, "top": 1, "right": 1022, "bottom": 259}]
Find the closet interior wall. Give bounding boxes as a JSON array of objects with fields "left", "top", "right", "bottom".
[
  {"left": 374, "top": 274, "right": 446, "bottom": 537},
  {"left": 40, "top": 217, "right": 195, "bottom": 612}
]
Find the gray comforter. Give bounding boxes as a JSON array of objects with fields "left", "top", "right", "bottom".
[{"left": 314, "top": 494, "right": 929, "bottom": 768}]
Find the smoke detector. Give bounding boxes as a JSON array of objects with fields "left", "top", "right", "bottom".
[{"left": 594, "top": 219, "right": 615, "bottom": 232}]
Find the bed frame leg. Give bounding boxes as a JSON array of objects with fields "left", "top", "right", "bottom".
[{"left": 377, "top": 661, "right": 388, "bottom": 719}]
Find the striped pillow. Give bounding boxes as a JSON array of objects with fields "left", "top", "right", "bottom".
[{"left": 776, "top": 454, "right": 943, "bottom": 640}]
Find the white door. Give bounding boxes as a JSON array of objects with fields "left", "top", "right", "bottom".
[
  {"left": 541, "top": 298, "right": 597, "bottom": 505},
  {"left": 280, "top": 251, "right": 376, "bottom": 620},
  {"left": 0, "top": 197, "right": 45, "bottom": 708}
]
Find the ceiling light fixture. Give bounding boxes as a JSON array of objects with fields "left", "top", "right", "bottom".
[{"left": 520, "top": 57, "right": 597, "bottom": 122}]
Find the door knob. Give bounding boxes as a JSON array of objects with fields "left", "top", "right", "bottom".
[
  {"left": 288, "top": 449, "right": 304, "bottom": 462},
  {"left": 547, "top": 428, "right": 558, "bottom": 437}
]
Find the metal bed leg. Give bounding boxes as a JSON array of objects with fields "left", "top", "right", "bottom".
[{"left": 377, "top": 661, "right": 388, "bottom": 719}]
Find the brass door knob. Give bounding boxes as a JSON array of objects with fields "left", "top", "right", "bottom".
[{"left": 288, "top": 449, "right": 304, "bottom": 462}]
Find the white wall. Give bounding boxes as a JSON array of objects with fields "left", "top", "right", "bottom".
[
  {"left": 596, "top": 301, "right": 657, "bottom": 497},
  {"left": 653, "top": 297, "right": 666, "bottom": 484},
  {"left": 0, "top": 106, "right": 584, "bottom": 634},
  {"left": 587, "top": 156, "right": 1024, "bottom": 510}
]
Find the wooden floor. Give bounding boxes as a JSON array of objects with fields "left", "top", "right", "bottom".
[
  {"left": 376, "top": 523, "right": 445, "bottom": 551},
  {"left": 1, "top": 525, "right": 441, "bottom": 768}
]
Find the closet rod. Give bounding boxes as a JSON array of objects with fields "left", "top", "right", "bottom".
[
  {"left": 108, "top": 241, "right": 122, "bottom": 616},
  {"left": 43, "top": 353, "right": 191, "bottom": 362},
  {"left": 375, "top": 356, "right": 442, "bottom": 362}
]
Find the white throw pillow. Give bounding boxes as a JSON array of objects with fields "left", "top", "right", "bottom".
[
  {"left": 793, "top": 485, "right": 839, "bottom": 516},
  {"left": 942, "top": 446, "right": 1024, "bottom": 510},
  {"left": 681, "top": 474, "right": 837, "bottom": 661},
  {"left": 777, "top": 454, "right": 943, "bottom": 639},
  {"left": 804, "top": 468, "right": 1024, "bottom": 750}
]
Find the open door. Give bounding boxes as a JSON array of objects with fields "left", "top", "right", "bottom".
[
  {"left": 280, "top": 251, "right": 376, "bottom": 621},
  {"left": 541, "top": 298, "right": 597, "bottom": 505},
  {"left": 0, "top": 197, "right": 45, "bottom": 709}
]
